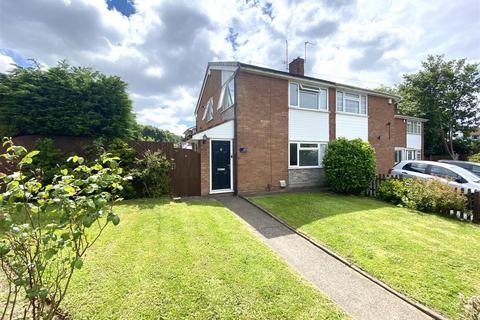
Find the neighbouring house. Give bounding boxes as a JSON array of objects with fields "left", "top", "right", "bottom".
[{"left": 189, "top": 58, "right": 427, "bottom": 195}]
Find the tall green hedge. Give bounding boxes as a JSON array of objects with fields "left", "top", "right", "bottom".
[{"left": 323, "top": 138, "right": 376, "bottom": 194}]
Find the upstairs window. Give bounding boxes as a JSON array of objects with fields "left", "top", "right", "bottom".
[
  {"left": 407, "top": 120, "right": 421, "bottom": 134},
  {"left": 289, "top": 82, "right": 327, "bottom": 111},
  {"left": 202, "top": 97, "right": 214, "bottom": 122},
  {"left": 336, "top": 90, "right": 367, "bottom": 115},
  {"left": 219, "top": 76, "right": 235, "bottom": 111}
]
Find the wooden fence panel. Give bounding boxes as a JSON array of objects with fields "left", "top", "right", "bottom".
[
  {"left": 2, "top": 135, "right": 202, "bottom": 197},
  {"left": 366, "top": 174, "right": 480, "bottom": 224},
  {"left": 171, "top": 149, "right": 200, "bottom": 197}
]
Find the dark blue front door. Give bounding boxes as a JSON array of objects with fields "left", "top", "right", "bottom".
[{"left": 211, "top": 140, "right": 231, "bottom": 190}]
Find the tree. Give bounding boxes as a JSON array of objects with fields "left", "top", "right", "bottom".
[
  {"left": 0, "top": 61, "right": 136, "bottom": 139},
  {"left": 134, "top": 124, "right": 181, "bottom": 143},
  {"left": 398, "top": 55, "right": 480, "bottom": 159}
]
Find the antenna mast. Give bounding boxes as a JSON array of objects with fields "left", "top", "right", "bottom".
[
  {"left": 304, "top": 41, "right": 315, "bottom": 64},
  {"left": 285, "top": 40, "right": 289, "bottom": 70}
]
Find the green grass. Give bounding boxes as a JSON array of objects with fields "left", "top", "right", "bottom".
[
  {"left": 62, "top": 198, "right": 347, "bottom": 319},
  {"left": 250, "top": 192, "right": 480, "bottom": 319}
]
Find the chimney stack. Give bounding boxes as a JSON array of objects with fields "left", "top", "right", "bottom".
[{"left": 289, "top": 57, "right": 304, "bottom": 76}]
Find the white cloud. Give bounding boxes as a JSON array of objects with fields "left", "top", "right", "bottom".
[
  {"left": 0, "top": 53, "right": 15, "bottom": 73},
  {"left": 0, "top": 0, "right": 479, "bottom": 133}
]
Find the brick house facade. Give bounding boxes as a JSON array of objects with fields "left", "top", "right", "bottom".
[{"left": 190, "top": 60, "right": 426, "bottom": 195}]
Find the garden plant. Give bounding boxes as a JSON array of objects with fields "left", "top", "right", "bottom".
[{"left": 0, "top": 138, "right": 128, "bottom": 319}]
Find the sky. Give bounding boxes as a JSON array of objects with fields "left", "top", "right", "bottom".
[{"left": 0, "top": 0, "right": 479, "bottom": 135}]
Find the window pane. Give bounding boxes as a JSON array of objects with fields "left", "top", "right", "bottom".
[
  {"left": 299, "top": 149, "right": 318, "bottom": 166},
  {"left": 299, "top": 90, "right": 318, "bottom": 109},
  {"left": 336, "top": 91, "right": 343, "bottom": 111},
  {"left": 319, "top": 89, "right": 327, "bottom": 110},
  {"left": 319, "top": 144, "right": 326, "bottom": 166},
  {"left": 300, "top": 143, "right": 318, "bottom": 148},
  {"left": 407, "top": 121, "right": 412, "bottom": 134},
  {"left": 229, "top": 79, "right": 235, "bottom": 104},
  {"left": 289, "top": 143, "right": 298, "bottom": 166},
  {"left": 360, "top": 96, "right": 367, "bottom": 114},
  {"left": 345, "top": 99, "right": 359, "bottom": 113},
  {"left": 345, "top": 93, "right": 359, "bottom": 99},
  {"left": 289, "top": 83, "right": 298, "bottom": 106},
  {"left": 410, "top": 163, "right": 428, "bottom": 173}
]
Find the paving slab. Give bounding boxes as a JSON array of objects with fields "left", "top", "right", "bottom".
[{"left": 217, "top": 195, "right": 434, "bottom": 320}]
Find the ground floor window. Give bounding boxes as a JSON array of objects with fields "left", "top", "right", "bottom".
[
  {"left": 395, "top": 148, "right": 421, "bottom": 162},
  {"left": 289, "top": 142, "right": 327, "bottom": 168}
]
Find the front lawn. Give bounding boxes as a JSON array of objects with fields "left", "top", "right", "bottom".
[
  {"left": 250, "top": 192, "right": 480, "bottom": 319},
  {"left": 61, "top": 199, "right": 347, "bottom": 319}
]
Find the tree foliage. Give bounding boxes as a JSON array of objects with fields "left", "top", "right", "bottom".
[
  {"left": 0, "top": 138, "right": 128, "bottom": 319},
  {"left": 134, "top": 124, "right": 181, "bottom": 144},
  {"left": 397, "top": 55, "right": 480, "bottom": 158},
  {"left": 0, "top": 61, "right": 136, "bottom": 139},
  {"left": 323, "top": 138, "right": 376, "bottom": 194}
]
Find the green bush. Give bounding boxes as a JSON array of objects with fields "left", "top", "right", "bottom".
[
  {"left": 132, "top": 150, "right": 174, "bottom": 198},
  {"left": 468, "top": 153, "right": 480, "bottom": 163},
  {"left": 107, "top": 138, "right": 136, "bottom": 171},
  {"left": 377, "top": 178, "right": 408, "bottom": 204},
  {"left": 323, "top": 138, "right": 376, "bottom": 194},
  {"left": 28, "top": 138, "right": 65, "bottom": 183},
  {"left": 378, "top": 178, "right": 467, "bottom": 214}
]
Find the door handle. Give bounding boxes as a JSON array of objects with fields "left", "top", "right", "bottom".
[{"left": 217, "top": 168, "right": 226, "bottom": 171}]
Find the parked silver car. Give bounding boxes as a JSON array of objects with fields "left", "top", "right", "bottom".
[
  {"left": 438, "top": 160, "right": 480, "bottom": 177},
  {"left": 390, "top": 160, "right": 480, "bottom": 191}
]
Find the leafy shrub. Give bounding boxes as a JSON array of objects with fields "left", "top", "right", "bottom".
[
  {"left": 377, "top": 178, "right": 408, "bottom": 204},
  {"left": 0, "top": 138, "right": 127, "bottom": 319},
  {"left": 107, "top": 138, "right": 136, "bottom": 171},
  {"left": 468, "top": 153, "right": 480, "bottom": 163},
  {"left": 378, "top": 178, "right": 467, "bottom": 214},
  {"left": 29, "top": 138, "right": 65, "bottom": 184},
  {"left": 132, "top": 150, "right": 174, "bottom": 198},
  {"left": 459, "top": 294, "right": 480, "bottom": 320},
  {"left": 323, "top": 138, "right": 376, "bottom": 194}
]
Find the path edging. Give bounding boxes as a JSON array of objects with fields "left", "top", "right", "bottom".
[{"left": 239, "top": 195, "right": 448, "bottom": 320}]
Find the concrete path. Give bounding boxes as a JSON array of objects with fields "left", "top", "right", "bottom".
[{"left": 217, "top": 196, "right": 433, "bottom": 320}]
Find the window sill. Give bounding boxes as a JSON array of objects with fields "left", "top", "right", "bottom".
[
  {"left": 289, "top": 106, "right": 329, "bottom": 113},
  {"left": 336, "top": 111, "right": 368, "bottom": 118},
  {"left": 289, "top": 166, "right": 323, "bottom": 170}
]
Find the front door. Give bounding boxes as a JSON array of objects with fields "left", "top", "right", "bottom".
[{"left": 211, "top": 140, "right": 231, "bottom": 191}]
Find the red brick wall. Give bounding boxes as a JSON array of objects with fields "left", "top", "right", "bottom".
[
  {"left": 196, "top": 70, "right": 225, "bottom": 132},
  {"left": 235, "top": 71, "right": 289, "bottom": 193},
  {"left": 368, "top": 96, "right": 400, "bottom": 174},
  {"left": 198, "top": 140, "right": 210, "bottom": 195},
  {"left": 328, "top": 87, "right": 336, "bottom": 140}
]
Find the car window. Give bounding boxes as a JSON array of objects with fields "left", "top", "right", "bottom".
[
  {"left": 469, "top": 164, "right": 480, "bottom": 176},
  {"left": 430, "top": 166, "right": 459, "bottom": 181},
  {"left": 402, "top": 162, "right": 429, "bottom": 173}
]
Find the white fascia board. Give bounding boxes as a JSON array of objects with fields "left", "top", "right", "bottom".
[{"left": 191, "top": 120, "right": 234, "bottom": 140}]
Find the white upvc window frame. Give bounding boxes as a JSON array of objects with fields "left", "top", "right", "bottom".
[
  {"left": 289, "top": 82, "right": 328, "bottom": 111},
  {"left": 288, "top": 141, "right": 327, "bottom": 169},
  {"left": 395, "top": 147, "right": 422, "bottom": 162},
  {"left": 218, "top": 74, "right": 235, "bottom": 112},
  {"left": 407, "top": 120, "right": 421, "bottom": 135},
  {"left": 202, "top": 97, "right": 214, "bottom": 122},
  {"left": 336, "top": 90, "right": 368, "bottom": 116}
]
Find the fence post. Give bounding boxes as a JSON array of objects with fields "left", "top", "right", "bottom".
[{"left": 473, "top": 191, "right": 480, "bottom": 224}]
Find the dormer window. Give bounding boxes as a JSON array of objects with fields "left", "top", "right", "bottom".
[
  {"left": 289, "top": 82, "right": 327, "bottom": 111},
  {"left": 219, "top": 76, "right": 235, "bottom": 111},
  {"left": 202, "top": 97, "right": 214, "bottom": 122}
]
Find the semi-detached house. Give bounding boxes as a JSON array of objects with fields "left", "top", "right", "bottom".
[{"left": 189, "top": 58, "right": 426, "bottom": 195}]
